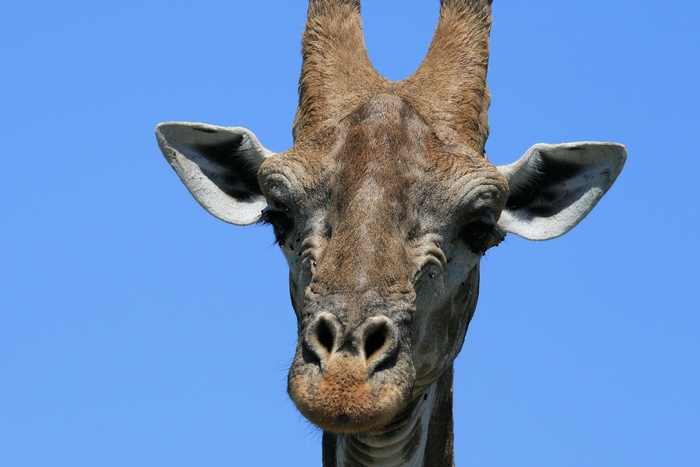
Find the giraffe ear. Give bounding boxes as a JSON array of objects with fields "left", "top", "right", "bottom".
[
  {"left": 496, "top": 142, "right": 626, "bottom": 240},
  {"left": 156, "top": 122, "right": 274, "bottom": 225}
]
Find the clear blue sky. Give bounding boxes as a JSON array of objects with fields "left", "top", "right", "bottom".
[{"left": 1, "top": 1, "right": 699, "bottom": 466}]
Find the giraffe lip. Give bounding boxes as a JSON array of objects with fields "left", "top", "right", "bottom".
[
  {"left": 337, "top": 413, "right": 350, "bottom": 424},
  {"left": 326, "top": 413, "right": 371, "bottom": 435},
  {"left": 312, "top": 410, "right": 390, "bottom": 435},
  {"left": 288, "top": 352, "right": 414, "bottom": 434}
]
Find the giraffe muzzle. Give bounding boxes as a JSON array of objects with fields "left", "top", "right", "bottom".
[{"left": 288, "top": 312, "right": 414, "bottom": 433}]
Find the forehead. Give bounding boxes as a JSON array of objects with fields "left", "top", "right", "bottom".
[{"left": 259, "top": 93, "right": 506, "bottom": 218}]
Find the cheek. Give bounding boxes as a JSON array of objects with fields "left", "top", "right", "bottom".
[
  {"left": 286, "top": 257, "right": 313, "bottom": 309},
  {"left": 280, "top": 227, "right": 325, "bottom": 314},
  {"left": 279, "top": 228, "right": 309, "bottom": 286},
  {"left": 414, "top": 249, "right": 479, "bottom": 308},
  {"left": 411, "top": 252, "right": 481, "bottom": 382}
]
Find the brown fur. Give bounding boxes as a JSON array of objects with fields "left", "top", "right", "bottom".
[{"left": 295, "top": 0, "right": 492, "bottom": 157}]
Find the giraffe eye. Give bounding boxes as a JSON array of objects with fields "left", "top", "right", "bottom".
[
  {"left": 462, "top": 216, "right": 502, "bottom": 255},
  {"left": 261, "top": 202, "right": 294, "bottom": 245}
]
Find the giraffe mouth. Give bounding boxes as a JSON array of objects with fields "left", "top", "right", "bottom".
[{"left": 288, "top": 351, "right": 414, "bottom": 434}]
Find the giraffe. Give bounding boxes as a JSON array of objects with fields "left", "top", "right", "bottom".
[{"left": 155, "top": 1, "right": 626, "bottom": 465}]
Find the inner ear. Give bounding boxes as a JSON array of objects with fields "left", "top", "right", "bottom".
[
  {"left": 156, "top": 122, "right": 274, "bottom": 225},
  {"left": 497, "top": 142, "right": 626, "bottom": 240},
  {"left": 505, "top": 156, "right": 585, "bottom": 217},
  {"left": 185, "top": 129, "right": 265, "bottom": 201}
]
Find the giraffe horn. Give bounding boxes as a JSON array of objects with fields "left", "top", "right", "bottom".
[
  {"left": 294, "top": 0, "right": 385, "bottom": 141},
  {"left": 402, "top": 0, "right": 493, "bottom": 155}
]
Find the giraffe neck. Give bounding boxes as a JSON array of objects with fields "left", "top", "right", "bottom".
[{"left": 322, "top": 367, "right": 455, "bottom": 467}]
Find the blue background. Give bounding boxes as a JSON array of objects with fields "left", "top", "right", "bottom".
[{"left": 2, "top": 1, "right": 698, "bottom": 465}]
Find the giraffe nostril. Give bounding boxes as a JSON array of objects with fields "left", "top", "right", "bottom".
[
  {"left": 316, "top": 318, "right": 334, "bottom": 353},
  {"left": 305, "top": 312, "right": 342, "bottom": 366},
  {"left": 364, "top": 323, "right": 388, "bottom": 360},
  {"left": 360, "top": 317, "right": 399, "bottom": 375},
  {"left": 304, "top": 313, "right": 399, "bottom": 374}
]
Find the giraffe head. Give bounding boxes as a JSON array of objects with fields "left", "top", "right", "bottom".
[{"left": 156, "top": 0, "right": 625, "bottom": 435}]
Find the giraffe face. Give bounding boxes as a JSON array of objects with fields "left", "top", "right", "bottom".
[{"left": 258, "top": 94, "right": 508, "bottom": 433}]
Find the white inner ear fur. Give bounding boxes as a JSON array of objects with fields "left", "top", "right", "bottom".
[
  {"left": 497, "top": 142, "right": 626, "bottom": 241},
  {"left": 156, "top": 122, "right": 274, "bottom": 226}
]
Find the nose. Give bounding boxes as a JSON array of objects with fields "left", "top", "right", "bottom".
[{"left": 304, "top": 312, "right": 399, "bottom": 375}]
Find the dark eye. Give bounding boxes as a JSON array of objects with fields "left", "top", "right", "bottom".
[
  {"left": 462, "top": 215, "right": 502, "bottom": 255},
  {"left": 260, "top": 202, "right": 294, "bottom": 245}
]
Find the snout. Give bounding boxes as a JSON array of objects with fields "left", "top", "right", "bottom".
[
  {"left": 288, "top": 312, "right": 414, "bottom": 434},
  {"left": 305, "top": 312, "right": 399, "bottom": 375}
]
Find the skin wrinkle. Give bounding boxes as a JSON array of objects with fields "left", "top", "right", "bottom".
[{"left": 335, "top": 383, "right": 436, "bottom": 467}]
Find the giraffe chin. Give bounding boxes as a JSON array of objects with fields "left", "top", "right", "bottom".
[{"left": 288, "top": 355, "right": 413, "bottom": 434}]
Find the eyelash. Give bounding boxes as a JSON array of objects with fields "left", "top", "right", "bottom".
[
  {"left": 462, "top": 219, "right": 503, "bottom": 255},
  {"left": 260, "top": 203, "right": 294, "bottom": 245}
]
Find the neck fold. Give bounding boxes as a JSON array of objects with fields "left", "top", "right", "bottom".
[{"left": 322, "top": 366, "right": 455, "bottom": 467}]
